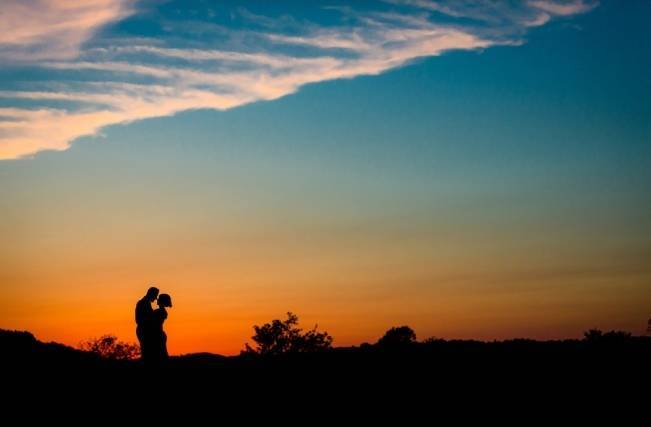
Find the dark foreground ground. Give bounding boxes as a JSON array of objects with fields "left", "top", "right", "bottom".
[{"left": 2, "top": 329, "right": 649, "bottom": 416}]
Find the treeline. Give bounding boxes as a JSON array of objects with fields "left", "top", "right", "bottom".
[{"left": 6, "top": 311, "right": 646, "bottom": 362}]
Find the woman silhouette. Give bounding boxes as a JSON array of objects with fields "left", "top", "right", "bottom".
[{"left": 151, "top": 293, "right": 172, "bottom": 362}]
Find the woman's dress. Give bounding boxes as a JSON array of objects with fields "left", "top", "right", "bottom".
[{"left": 151, "top": 307, "right": 168, "bottom": 361}]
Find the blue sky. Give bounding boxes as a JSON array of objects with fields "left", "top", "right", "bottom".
[
  {"left": 1, "top": 1, "right": 650, "bottom": 350},
  {"left": 0, "top": 0, "right": 607, "bottom": 158}
]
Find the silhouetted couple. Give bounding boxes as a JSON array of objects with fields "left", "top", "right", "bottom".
[{"left": 135, "top": 287, "right": 172, "bottom": 364}]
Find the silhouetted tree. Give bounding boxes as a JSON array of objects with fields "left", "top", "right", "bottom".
[
  {"left": 243, "top": 312, "right": 333, "bottom": 355},
  {"left": 79, "top": 335, "right": 140, "bottom": 360},
  {"left": 377, "top": 326, "right": 417, "bottom": 347}
]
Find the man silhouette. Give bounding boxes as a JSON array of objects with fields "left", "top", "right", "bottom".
[{"left": 135, "top": 286, "right": 159, "bottom": 362}]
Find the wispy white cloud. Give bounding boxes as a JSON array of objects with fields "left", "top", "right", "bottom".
[
  {"left": 529, "top": 0, "right": 597, "bottom": 16},
  {"left": 385, "top": 0, "right": 597, "bottom": 26},
  {"left": 0, "top": 0, "right": 597, "bottom": 160},
  {"left": 0, "top": 0, "right": 134, "bottom": 61}
]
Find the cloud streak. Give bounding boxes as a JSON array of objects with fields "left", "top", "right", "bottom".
[
  {"left": 0, "top": 0, "right": 134, "bottom": 61},
  {"left": 0, "top": 1, "right": 597, "bottom": 159}
]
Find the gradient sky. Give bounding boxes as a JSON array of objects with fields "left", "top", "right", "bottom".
[{"left": 1, "top": 0, "right": 650, "bottom": 355}]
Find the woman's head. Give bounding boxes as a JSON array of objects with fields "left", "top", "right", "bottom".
[{"left": 157, "top": 293, "right": 172, "bottom": 308}]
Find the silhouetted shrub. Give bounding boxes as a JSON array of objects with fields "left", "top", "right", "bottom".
[
  {"left": 79, "top": 335, "right": 140, "bottom": 360},
  {"left": 243, "top": 312, "right": 333, "bottom": 355},
  {"left": 583, "top": 329, "right": 603, "bottom": 341},
  {"left": 377, "top": 326, "right": 416, "bottom": 347},
  {"left": 423, "top": 336, "right": 444, "bottom": 344},
  {"left": 0, "top": 329, "right": 37, "bottom": 347},
  {"left": 583, "top": 329, "right": 632, "bottom": 343}
]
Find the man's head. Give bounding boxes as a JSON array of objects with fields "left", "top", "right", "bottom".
[{"left": 145, "top": 286, "right": 159, "bottom": 302}]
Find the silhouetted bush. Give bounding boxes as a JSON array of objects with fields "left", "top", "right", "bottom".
[
  {"left": 243, "top": 312, "right": 333, "bottom": 355},
  {"left": 79, "top": 335, "right": 140, "bottom": 360},
  {"left": 377, "top": 326, "right": 417, "bottom": 347},
  {"left": 0, "top": 329, "right": 37, "bottom": 347},
  {"left": 422, "top": 336, "right": 445, "bottom": 345},
  {"left": 583, "top": 329, "right": 604, "bottom": 341},
  {"left": 583, "top": 329, "right": 632, "bottom": 343}
]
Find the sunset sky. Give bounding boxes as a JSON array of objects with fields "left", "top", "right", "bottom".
[{"left": 1, "top": 0, "right": 650, "bottom": 355}]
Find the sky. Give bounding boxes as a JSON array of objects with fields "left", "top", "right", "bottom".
[{"left": 1, "top": 0, "right": 650, "bottom": 355}]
